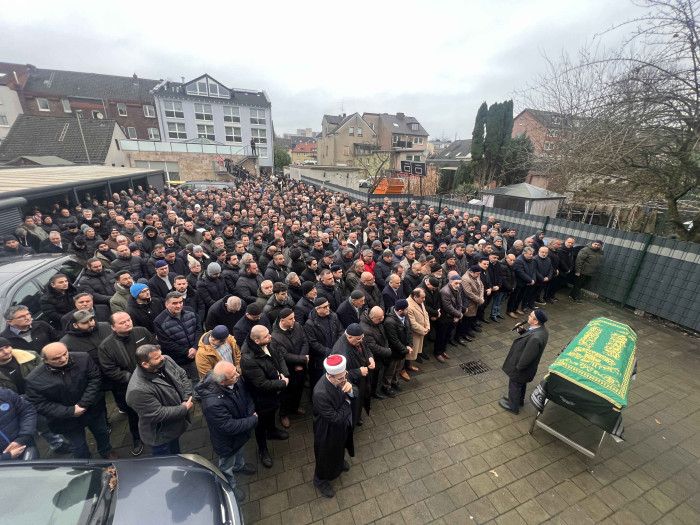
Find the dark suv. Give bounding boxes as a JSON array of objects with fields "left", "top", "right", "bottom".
[
  {"left": 0, "top": 254, "right": 83, "bottom": 330},
  {"left": 179, "top": 181, "right": 236, "bottom": 192}
]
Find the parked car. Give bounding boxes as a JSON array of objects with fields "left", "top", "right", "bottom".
[
  {"left": 179, "top": 181, "right": 236, "bottom": 192},
  {"left": 0, "top": 254, "right": 83, "bottom": 331},
  {"left": 0, "top": 455, "right": 243, "bottom": 525},
  {"left": 358, "top": 179, "right": 370, "bottom": 188}
]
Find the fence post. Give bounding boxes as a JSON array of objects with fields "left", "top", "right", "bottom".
[
  {"left": 480, "top": 205, "right": 485, "bottom": 219},
  {"left": 438, "top": 196, "right": 442, "bottom": 210},
  {"left": 541, "top": 215, "right": 550, "bottom": 234},
  {"left": 620, "top": 234, "right": 654, "bottom": 308}
]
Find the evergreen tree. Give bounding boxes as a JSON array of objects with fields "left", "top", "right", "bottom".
[{"left": 502, "top": 134, "right": 534, "bottom": 185}]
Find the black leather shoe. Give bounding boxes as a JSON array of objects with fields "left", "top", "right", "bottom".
[
  {"left": 421, "top": 352, "right": 430, "bottom": 360},
  {"left": 457, "top": 338, "right": 469, "bottom": 346},
  {"left": 475, "top": 321, "right": 482, "bottom": 327},
  {"left": 316, "top": 480, "right": 335, "bottom": 498},
  {"left": 357, "top": 417, "right": 364, "bottom": 427},
  {"left": 502, "top": 396, "right": 524, "bottom": 407},
  {"left": 372, "top": 391, "right": 386, "bottom": 400},
  {"left": 267, "top": 428, "right": 289, "bottom": 440},
  {"left": 449, "top": 339, "right": 459, "bottom": 346},
  {"left": 342, "top": 460, "right": 351, "bottom": 471},
  {"left": 415, "top": 354, "right": 424, "bottom": 363},
  {"left": 498, "top": 399, "right": 519, "bottom": 415},
  {"left": 391, "top": 382, "right": 402, "bottom": 392},
  {"left": 465, "top": 332, "right": 476, "bottom": 339},
  {"left": 381, "top": 386, "right": 396, "bottom": 398},
  {"left": 473, "top": 326, "right": 483, "bottom": 333},
  {"left": 237, "top": 463, "right": 257, "bottom": 475},
  {"left": 496, "top": 314, "right": 505, "bottom": 319},
  {"left": 480, "top": 317, "right": 490, "bottom": 324},
  {"left": 490, "top": 316, "right": 500, "bottom": 323},
  {"left": 259, "top": 449, "right": 273, "bottom": 468}
]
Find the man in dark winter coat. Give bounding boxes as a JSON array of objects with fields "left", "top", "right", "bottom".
[
  {"left": 26, "top": 343, "right": 116, "bottom": 459},
  {"left": 196, "top": 361, "right": 257, "bottom": 503},
  {"left": 232, "top": 302, "right": 270, "bottom": 345},
  {"left": 383, "top": 300, "right": 413, "bottom": 391},
  {"left": 331, "top": 323, "right": 374, "bottom": 428},
  {"left": 110, "top": 245, "right": 145, "bottom": 280},
  {"left": 294, "top": 281, "right": 316, "bottom": 325},
  {"left": 533, "top": 246, "right": 554, "bottom": 305},
  {"left": 382, "top": 274, "right": 405, "bottom": 312},
  {"left": 0, "top": 386, "right": 37, "bottom": 460},
  {"left": 197, "top": 262, "right": 228, "bottom": 314},
  {"left": 315, "top": 269, "right": 343, "bottom": 312},
  {"left": 154, "top": 292, "right": 203, "bottom": 390},
  {"left": 76, "top": 258, "right": 117, "bottom": 305},
  {"left": 59, "top": 310, "right": 112, "bottom": 369},
  {"left": 270, "top": 309, "right": 309, "bottom": 429},
  {"left": 205, "top": 295, "right": 244, "bottom": 332},
  {"left": 126, "top": 345, "right": 193, "bottom": 456},
  {"left": 126, "top": 284, "right": 165, "bottom": 333},
  {"left": 39, "top": 274, "right": 77, "bottom": 329},
  {"left": 1, "top": 305, "right": 60, "bottom": 353},
  {"left": 570, "top": 240, "right": 604, "bottom": 303},
  {"left": 98, "top": 312, "right": 155, "bottom": 456},
  {"left": 359, "top": 307, "right": 392, "bottom": 399},
  {"left": 356, "top": 272, "right": 384, "bottom": 311},
  {"left": 512, "top": 248, "right": 537, "bottom": 313},
  {"left": 304, "top": 297, "right": 344, "bottom": 392},
  {"left": 221, "top": 254, "right": 241, "bottom": 294},
  {"left": 263, "top": 282, "right": 296, "bottom": 323},
  {"left": 240, "top": 325, "right": 289, "bottom": 469},
  {"left": 60, "top": 293, "right": 111, "bottom": 331},
  {"left": 236, "top": 261, "right": 263, "bottom": 305},
  {"left": 500, "top": 309, "right": 549, "bottom": 414},
  {"left": 336, "top": 291, "right": 366, "bottom": 329},
  {"left": 264, "top": 252, "right": 289, "bottom": 284},
  {"left": 374, "top": 250, "right": 394, "bottom": 290},
  {"left": 148, "top": 261, "right": 177, "bottom": 300},
  {"left": 312, "top": 354, "right": 356, "bottom": 498}
]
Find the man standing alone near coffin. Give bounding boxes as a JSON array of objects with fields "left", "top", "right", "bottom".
[{"left": 499, "top": 309, "right": 549, "bottom": 414}]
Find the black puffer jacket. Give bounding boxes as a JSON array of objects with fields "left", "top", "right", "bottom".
[
  {"left": 0, "top": 321, "right": 59, "bottom": 353},
  {"left": 110, "top": 255, "right": 145, "bottom": 280},
  {"left": 39, "top": 283, "right": 77, "bottom": 329},
  {"left": 154, "top": 309, "right": 203, "bottom": 365},
  {"left": 240, "top": 337, "right": 289, "bottom": 414},
  {"left": 499, "top": 260, "right": 516, "bottom": 293},
  {"left": 304, "top": 309, "right": 344, "bottom": 370},
  {"left": 264, "top": 261, "right": 289, "bottom": 284},
  {"left": 270, "top": 318, "right": 309, "bottom": 369},
  {"left": 77, "top": 268, "right": 117, "bottom": 304},
  {"left": 221, "top": 264, "right": 240, "bottom": 294},
  {"left": 126, "top": 297, "right": 165, "bottom": 332},
  {"left": 315, "top": 282, "right": 343, "bottom": 312}
]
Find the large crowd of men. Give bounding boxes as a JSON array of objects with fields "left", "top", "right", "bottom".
[{"left": 0, "top": 171, "right": 605, "bottom": 502}]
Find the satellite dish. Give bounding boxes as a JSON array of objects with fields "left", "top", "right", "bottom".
[{"left": 96, "top": 112, "right": 104, "bottom": 119}]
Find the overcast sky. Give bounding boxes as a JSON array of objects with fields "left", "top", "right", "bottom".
[{"left": 2, "top": 0, "right": 645, "bottom": 139}]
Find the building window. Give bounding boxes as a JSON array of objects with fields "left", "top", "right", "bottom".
[
  {"left": 407, "top": 155, "right": 421, "bottom": 161},
  {"left": 148, "top": 127, "right": 160, "bottom": 140},
  {"left": 551, "top": 116, "right": 561, "bottom": 125},
  {"left": 250, "top": 108, "right": 266, "bottom": 125},
  {"left": 0, "top": 115, "right": 8, "bottom": 126},
  {"left": 412, "top": 137, "right": 424, "bottom": 145},
  {"left": 143, "top": 105, "right": 156, "bottom": 118},
  {"left": 194, "top": 103, "right": 213, "bottom": 121},
  {"left": 343, "top": 146, "right": 350, "bottom": 156},
  {"left": 164, "top": 100, "right": 184, "bottom": 119},
  {"left": 127, "top": 127, "right": 137, "bottom": 139},
  {"left": 91, "top": 110, "right": 102, "bottom": 119},
  {"left": 61, "top": 99, "right": 71, "bottom": 113},
  {"left": 519, "top": 119, "right": 524, "bottom": 126},
  {"left": 75, "top": 109, "right": 83, "bottom": 119},
  {"left": 117, "top": 103, "right": 127, "bottom": 116},
  {"left": 225, "top": 126, "right": 242, "bottom": 143},
  {"left": 544, "top": 141, "right": 555, "bottom": 151},
  {"left": 411, "top": 123, "right": 419, "bottom": 131},
  {"left": 392, "top": 135, "right": 399, "bottom": 144},
  {"left": 251, "top": 128, "right": 267, "bottom": 144},
  {"left": 547, "top": 129, "right": 559, "bottom": 138},
  {"left": 197, "top": 124, "right": 215, "bottom": 140},
  {"left": 36, "top": 98, "right": 50, "bottom": 111},
  {"left": 168, "top": 122, "right": 187, "bottom": 139},
  {"left": 223, "top": 106, "right": 240, "bottom": 123},
  {"left": 257, "top": 147, "right": 268, "bottom": 158},
  {"left": 349, "top": 127, "right": 354, "bottom": 136},
  {"left": 357, "top": 127, "right": 363, "bottom": 137},
  {"left": 369, "top": 123, "right": 374, "bottom": 130}
]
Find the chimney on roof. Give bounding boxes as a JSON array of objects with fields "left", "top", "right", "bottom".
[
  {"left": 343, "top": 113, "right": 346, "bottom": 118},
  {"left": 133, "top": 73, "right": 139, "bottom": 85},
  {"left": 396, "top": 112, "right": 404, "bottom": 119}
]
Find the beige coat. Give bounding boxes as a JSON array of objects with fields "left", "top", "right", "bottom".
[
  {"left": 405, "top": 296, "right": 430, "bottom": 336},
  {"left": 461, "top": 272, "right": 484, "bottom": 317}
]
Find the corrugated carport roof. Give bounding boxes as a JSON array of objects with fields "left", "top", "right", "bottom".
[{"left": 0, "top": 166, "right": 161, "bottom": 199}]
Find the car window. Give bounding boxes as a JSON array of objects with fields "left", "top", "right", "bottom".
[
  {"left": 11, "top": 281, "right": 42, "bottom": 317},
  {"left": 56, "top": 260, "right": 84, "bottom": 284},
  {"left": 36, "top": 268, "right": 59, "bottom": 293}
]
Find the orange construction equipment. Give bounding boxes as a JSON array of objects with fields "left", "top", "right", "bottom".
[{"left": 373, "top": 178, "right": 405, "bottom": 194}]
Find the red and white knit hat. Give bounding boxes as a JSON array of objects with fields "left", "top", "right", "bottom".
[{"left": 324, "top": 354, "right": 346, "bottom": 375}]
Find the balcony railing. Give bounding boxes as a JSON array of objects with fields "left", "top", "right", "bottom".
[{"left": 120, "top": 140, "right": 248, "bottom": 156}]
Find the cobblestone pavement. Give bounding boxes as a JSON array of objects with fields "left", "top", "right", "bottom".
[{"left": 91, "top": 295, "right": 700, "bottom": 524}]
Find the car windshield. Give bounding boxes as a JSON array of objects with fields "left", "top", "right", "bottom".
[{"left": 2, "top": 465, "right": 107, "bottom": 524}]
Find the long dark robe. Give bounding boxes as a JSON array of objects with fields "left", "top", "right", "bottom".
[
  {"left": 332, "top": 336, "right": 373, "bottom": 423},
  {"left": 312, "top": 376, "right": 356, "bottom": 482}
]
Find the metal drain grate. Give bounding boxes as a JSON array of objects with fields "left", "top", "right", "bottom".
[{"left": 460, "top": 360, "right": 490, "bottom": 375}]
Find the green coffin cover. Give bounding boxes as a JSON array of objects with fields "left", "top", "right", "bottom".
[{"left": 548, "top": 318, "right": 636, "bottom": 409}]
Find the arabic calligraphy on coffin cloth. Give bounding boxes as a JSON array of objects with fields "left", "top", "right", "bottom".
[{"left": 548, "top": 318, "right": 636, "bottom": 409}]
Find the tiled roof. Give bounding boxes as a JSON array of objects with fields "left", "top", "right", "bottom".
[
  {"left": 0, "top": 115, "right": 119, "bottom": 165},
  {"left": 23, "top": 68, "right": 160, "bottom": 103},
  {"left": 482, "top": 183, "right": 565, "bottom": 199},
  {"left": 293, "top": 142, "right": 317, "bottom": 153},
  {"left": 154, "top": 75, "right": 271, "bottom": 108},
  {"left": 377, "top": 113, "right": 428, "bottom": 136},
  {"left": 0, "top": 62, "right": 30, "bottom": 88},
  {"left": 323, "top": 114, "right": 344, "bottom": 126},
  {"left": 434, "top": 139, "right": 472, "bottom": 160}
]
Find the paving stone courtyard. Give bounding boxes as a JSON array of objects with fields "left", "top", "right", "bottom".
[{"left": 99, "top": 296, "right": 700, "bottom": 524}]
